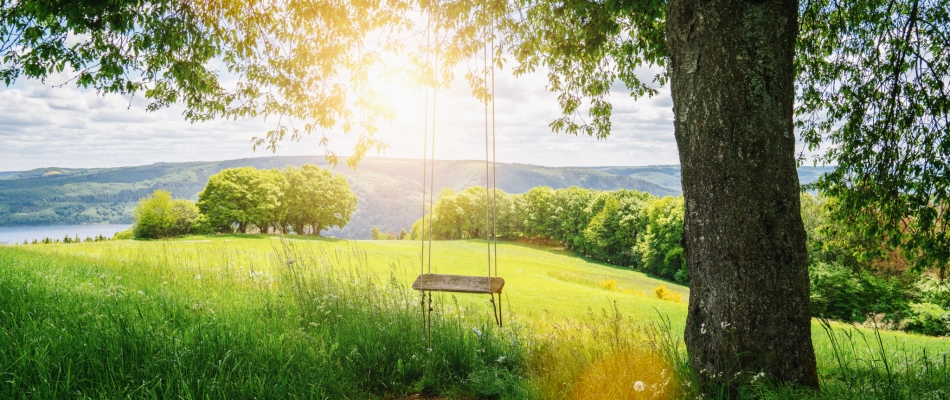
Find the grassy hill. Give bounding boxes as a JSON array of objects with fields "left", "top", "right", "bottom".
[
  {"left": 0, "top": 156, "right": 677, "bottom": 238},
  {"left": 2, "top": 236, "right": 947, "bottom": 398}
]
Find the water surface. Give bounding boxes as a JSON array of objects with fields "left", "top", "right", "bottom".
[{"left": 0, "top": 224, "right": 132, "bottom": 244}]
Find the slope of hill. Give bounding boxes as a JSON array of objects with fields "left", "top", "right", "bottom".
[
  {"left": 0, "top": 171, "right": 21, "bottom": 180},
  {"left": 593, "top": 164, "right": 834, "bottom": 193},
  {"left": 0, "top": 156, "right": 676, "bottom": 238}
]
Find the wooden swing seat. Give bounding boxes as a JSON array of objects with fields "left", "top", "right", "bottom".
[{"left": 412, "top": 273, "right": 505, "bottom": 294}]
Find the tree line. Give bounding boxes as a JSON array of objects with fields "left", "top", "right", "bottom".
[
  {"left": 132, "top": 165, "right": 356, "bottom": 239},
  {"left": 401, "top": 186, "right": 950, "bottom": 337},
  {"left": 406, "top": 186, "right": 688, "bottom": 284}
]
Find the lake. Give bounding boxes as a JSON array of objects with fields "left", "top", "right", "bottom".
[{"left": 0, "top": 224, "right": 132, "bottom": 244}]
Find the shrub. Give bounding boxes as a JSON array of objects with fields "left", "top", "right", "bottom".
[
  {"left": 903, "top": 303, "right": 950, "bottom": 337},
  {"left": 654, "top": 285, "right": 682, "bottom": 302},
  {"left": 132, "top": 190, "right": 200, "bottom": 239},
  {"left": 113, "top": 229, "right": 134, "bottom": 240},
  {"left": 808, "top": 261, "right": 912, "bottom": 323}
]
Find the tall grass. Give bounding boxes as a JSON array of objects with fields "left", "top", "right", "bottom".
[
  {"left": 746, "top": 319, "right": 950, "bottom": 399},
  {"left": 2, "top": 238, "right": 949, "bottom": 399},
  {"left": 522, "top": 303, "right": 693, "bottom": 399},
  {"left": 0, "top": 240, "right": 526, "bottom": 398}
]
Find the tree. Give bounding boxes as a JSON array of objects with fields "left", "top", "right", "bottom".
[
  {"left": 282, "top": 164, "right": 357, "bottom": 236},
  {"left": 521, "top": 186, "right": 553, "bottom": 238},
  {"left": 9, "top": 0, "right": 947, "bottom": 392},
  {"left": 198, "top": 167, "right": 281, "bottom": 233},
  {"left": 132, "top": 190, "right": 199, "bottom": 239},
  {"left": 584, "top": 190, "right": 654, "bottom": 265},
  {"left": 637, "top": 196, "right": 687, "bottom": 284}
]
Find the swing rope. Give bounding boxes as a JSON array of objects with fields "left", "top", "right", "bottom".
[{"left": 418, "top": 2, "right": 503, "bottom": 350}]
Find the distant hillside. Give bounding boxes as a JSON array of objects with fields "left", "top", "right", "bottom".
[
  {"left": 0, "top": 156, "right": 676, "bottom": 238},
  {"left": 592, "top": 164, "right": 833, "bottom": 193},
  {"left": 0, "top": 171, "right": 20, "bottom": 180}
]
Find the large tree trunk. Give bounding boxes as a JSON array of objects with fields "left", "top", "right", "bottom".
[{"left": 666, "top": 0, "right": 819, "bottom": 392}]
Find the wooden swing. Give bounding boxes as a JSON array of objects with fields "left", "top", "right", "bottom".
[{"left": 413, "top": 3, "right": 504, "bottom": 349}]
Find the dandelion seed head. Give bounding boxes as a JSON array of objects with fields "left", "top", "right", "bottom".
[{"left": 634, "top": 381, "right": 644, "bottom": 392}]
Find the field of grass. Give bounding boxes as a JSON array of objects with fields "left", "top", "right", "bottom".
[{"left": 2, "top": 235, "right": 949, "bottom": 398}]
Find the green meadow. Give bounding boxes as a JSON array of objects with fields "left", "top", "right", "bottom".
[{"left": 2, "top": 236, "right": 949, "bottom": 398}]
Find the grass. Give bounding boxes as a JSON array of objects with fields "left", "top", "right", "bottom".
[{"left": 2, "top": 235, "right": 949, "bottom": 398}]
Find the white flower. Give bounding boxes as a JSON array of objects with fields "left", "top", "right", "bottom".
[
  {"left": 721, "top": 321, "right": 730, "bottom": 330},
  {"left": 496, "top": 356, "right": 506, "bottom": 363},
  {"left": 472, "top": 327, "right": 483, "bottom": 339},
  {"left": 752, "top": 372, "right": 766, "bottom": 382},
  {"left": 195, "top": 274, "right": 202, "bottom": 280},
  {"left": 701, "top": 323, "right": 707, "bottom": 334},
  {"left": 634, "top": 381, "right": 644, "bottom": 392}
]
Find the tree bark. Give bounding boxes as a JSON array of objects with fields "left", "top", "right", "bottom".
[{"left": 666, "top": 0, "right": 819, "bottom": 393}]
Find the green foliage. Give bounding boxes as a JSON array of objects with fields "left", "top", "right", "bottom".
[
  {"left": 282, "top": 165, "right": 357, "bottom": 236},
  {"left": 798, "top": 0, "right": 950, "bottom": 279},
  {"left": 113, "top": 229, "right": 134, "bottom": 240},
  {"left": 197, "top": 167, "right": 285, "bottom": 234},
  {"left": 903, "top": 303, "right": 950, "bottom": 337},
  {"left": 808, "top": 261, "right": 913, "bottom": 324},
  {"left": 582, "top": 190, "right": 654, "bottom": 266},
  {"left": 410, "top": 184, "right": 686, "bottom": 284},
  {"left": 637, "top": 197, "right": 687, "bottom": 284},
  {"left": 132, "top": 190, "right": 199, "bottom": 239}
]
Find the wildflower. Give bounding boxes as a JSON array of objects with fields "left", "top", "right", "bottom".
[
  {"left": 701, "top": 323, "right": 706, "bottom": 334},
  {"left": 496, "top": 356, "right": 506, "bottom": 363},
  {"left": 115, "top": 276, "right": 122, "bottom": 280},
  {"left": 472, "top": 327, "right": 483, "bottom": 339},
  {"left": 634, "top": 381, "right": 644, "bottom": 392},
  {"left": 751, "top": 372, "right": 765, "bottom": 383},
  {"left": 195, "top": 274, "right": 202, "bottom": 280}
]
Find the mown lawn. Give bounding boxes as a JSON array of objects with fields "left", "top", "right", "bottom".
[{"left": 2, "top": 235, "right": 949, "bottom": 399}]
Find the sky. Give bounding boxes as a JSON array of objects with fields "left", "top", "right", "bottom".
[{"left": 0, "top": 64, "right": 683, "bottom": 172}]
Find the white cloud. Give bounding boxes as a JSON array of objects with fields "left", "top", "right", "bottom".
[{"left": 0, "top": 65, "right": 680, "bottom": 171}]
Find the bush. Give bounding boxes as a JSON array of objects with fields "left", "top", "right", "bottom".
[
  {"left": 654, "top": 285, "right": 682, "bottom": 302},
  {"left": 132, "top": 190, "right": 200, "bottom": 239},
  {"left": 113, "top": 229, "right": 134, "bottom": 240},
  {"left": 808, "top": 261, "right": 912, "bottom": 323},
  {"left": 903, "top": 303, "right": 950, "bottom": 337}
]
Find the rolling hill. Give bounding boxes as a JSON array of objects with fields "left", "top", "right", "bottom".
[
  {"left": 0, "top": 156, "right": 678, "bottom": 238},
  {"left": 0, "top": 156, "right": 833, "bottom": 238}
]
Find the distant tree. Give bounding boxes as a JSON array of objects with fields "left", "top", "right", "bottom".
[
  {"left": 522, "top": 187, "right": 554, "bottom": 238},
  {"left": 133, "top": 190, "right": 199, "bottom": 239},
  {"left": 431, "top": 188, "right": 463, "bottom": 239},
  {"left": 198, "top": 168, "right": 255, "bottom": 233},
  {"left": 398, "top": 228, "right": 408, "bottom": 240},
  {"left": 371, "top": 226, "right": 381, "bottom": 240},
  {"left": 583, "top": 192, "right": 654, "bottom": 265},
  {"left": 198, "top": 167, "right": 283, "bottom": 234},
  {"left": 252, "top": 169, "right": 288, "bottom": 233},
  {"left": 282, "top": 164, "right": 357, "bottom": 236},
  {"left": 637, "top": 197, "right": 687, "bottom": 284},
  {"left": 548, "top": 187, "right": 596, "bottom": 249}
]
